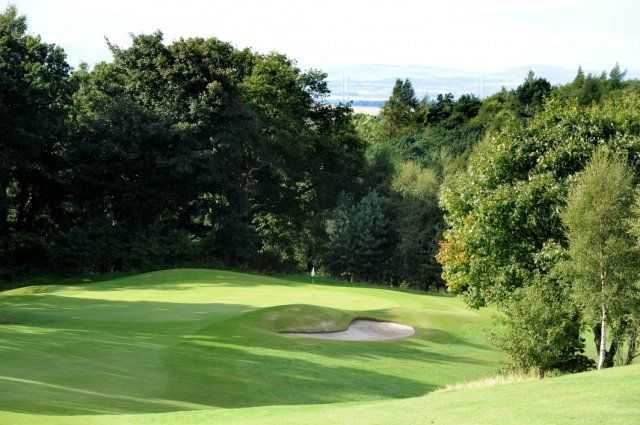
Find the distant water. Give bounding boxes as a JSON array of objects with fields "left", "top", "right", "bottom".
[{"left": 352, "top": 106, "right": 381, "bottom": 116}]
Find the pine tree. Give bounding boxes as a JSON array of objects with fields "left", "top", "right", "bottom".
[
  {"left": 608, "top": 62, "right": 627, "bottom": 90},
  {"left": 381, "top": 79, "right": 420, "bottom": 137},
  {"left": 577, "top": 73, "right": 603, "bottom": 105},
  {"left": 325, "top": 192, "right": 393, "bottom": 282},
  {"left": 573, "top": 66, "right": 585, "bottom": 88}
]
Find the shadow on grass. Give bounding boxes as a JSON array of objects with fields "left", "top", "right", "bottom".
[{"left": 0, "top": 271, "right": 140, "bottom": 292}]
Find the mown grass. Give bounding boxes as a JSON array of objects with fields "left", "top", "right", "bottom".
[
  {"left": 0, "top": 269, "right": 499, "bottom": 420},
  {"left": 1, "top": 268, "right": 634, "bottom": 424}
]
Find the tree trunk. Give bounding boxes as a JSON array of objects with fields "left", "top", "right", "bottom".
[
  {"left": 597, "top": 303, "right": 607, "bottom": 370},
  {"left": 627, "top": 326, "right": 638, "bottom": 366}
]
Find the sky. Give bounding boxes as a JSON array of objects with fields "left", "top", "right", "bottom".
[{"left": 7, "top": 0, "right": 640, "bottom": 72}]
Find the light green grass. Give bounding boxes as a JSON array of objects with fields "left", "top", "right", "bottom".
[{"left": 1, "top": 268, "right": 634, "bottom": 424}]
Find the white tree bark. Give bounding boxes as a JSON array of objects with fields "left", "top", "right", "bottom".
[{"left": 598, "top": 303, "right": 607, "bottom": 370}]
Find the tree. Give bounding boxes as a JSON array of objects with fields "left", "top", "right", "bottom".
[
  {"left": 577, "top": 74, "right": 604, "bottom": 105},
  {"left": 573, "top": 66, "right": 585, "bottom": 88},
  {"left": 492, "top": 244, "right": 593, "bottom": 377},
  {"left": 609, "top": 62, "right": 627, "bottom": 90},
  {"left": 623, "top": 189, "right": 640, "bottom": 365},
  {"left": 241, "top": 53, "right": 365, "bottom": 268},
  {"left": 472, "top": 88, "right": 517, "bottom": 135},
  {"left": 58, "top": 31, "right": 367, "bottom": 273},
  {"left": 561, "top": 148, "right": 640, "bottom": 369},
  {"left": 381, "top": 79, "right": 420, "bottom": 137},
  {"left": 563, "top": 150, "right": 640, "bottom": 369},
  {"left": 514, "top": 71, "right": 552, "bottom": 118},
  {"left": 63, "top": 32, "right": 257, "bottom": 270},
  {"left": 391, "top": 161, "right": 443, "bottom": 289},
  {"left": 0, "top": 7, "right": 370, "bottom": 277},
  {"left": 439, "top": 92, "right": 640, "bottom": 308},
  {"left": 325, "top": 191, "right": 394, "bottom": 282},
  {"left": 352, "top": 113, "right": 386, "bottom": 145},
  {"left": 0, "top": 6, "right": 72, "bottom": 273},
  {"left": 426, "top": 93, "right": 455, "bottom": 126}
]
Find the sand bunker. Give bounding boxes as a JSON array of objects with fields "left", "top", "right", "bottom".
[{"left": 282, "top": 319, "right": 415, "bottom": 341}]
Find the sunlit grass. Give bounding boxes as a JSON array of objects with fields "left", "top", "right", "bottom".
[{"left": 4, "top": 268, "right": 631, "bottom": 425}]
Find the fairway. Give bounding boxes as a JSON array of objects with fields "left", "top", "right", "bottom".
[
  {"left": 2, "top": 269, "right": 639, "bottom": 425},
  {"left": 0, "top": 269, "right": 502, "bottom": 423}
]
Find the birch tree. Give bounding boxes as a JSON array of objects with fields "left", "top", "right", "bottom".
[{"left": 562, "top": 148, "right": 639, "bottom": 369}]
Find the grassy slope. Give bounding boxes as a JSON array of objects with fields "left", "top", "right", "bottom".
[
  {"left": 2, "top": 269, "right": 634, "bottom": 424},
  {"left": 6, "top": 364, "right": 638, "bottom": 425},
  {"left": 0, "top": 269, "right": 501, "bottom": 423}
]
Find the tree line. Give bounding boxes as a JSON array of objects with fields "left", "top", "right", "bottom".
[
  {"left": 1, "top": 6, "right": 365, "bottom": 278},
  {"left": 437, "top": 70, "right": 640, "bottom": 375}
]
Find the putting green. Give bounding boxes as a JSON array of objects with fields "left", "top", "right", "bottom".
[{"left": 0, "top": 269, "right": 504, "bottom": 423}]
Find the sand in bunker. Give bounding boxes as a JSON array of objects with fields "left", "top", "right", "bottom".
[{"left": 282, "top": 319, "right": 415, "bottom": 341}]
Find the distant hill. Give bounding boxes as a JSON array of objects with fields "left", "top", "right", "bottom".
[{"left": 323, "top": 64, "right": 640, "bottom": 105}]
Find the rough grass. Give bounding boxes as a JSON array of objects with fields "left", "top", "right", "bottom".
[
  {"left": 438, "top": 371, "right": 540, "bottom": 392},
  {"left": 2, "top": 268, "right": 634, "bottom": 424}
]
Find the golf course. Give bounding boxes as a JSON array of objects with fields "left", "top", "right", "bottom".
[
  {"left": 0, "top": 269, "right": 637, "bottom": 424},
  {"left": 3, "top": 2, "right": 640, "bottom": 423}
]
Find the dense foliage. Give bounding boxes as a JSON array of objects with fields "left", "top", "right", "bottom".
[
  {"left": 439, "top": 78, "right": 640, "bottom": 373},
  {"left": 0, "top": 7, "right": 364, "bottom": 277},
  {"left": 561, "top": 150, "right": 640, "bottom": 369}
]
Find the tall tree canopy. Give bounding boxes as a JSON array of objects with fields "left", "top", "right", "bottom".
[
  {"left": 0, "top": 6, "right": 72, "bottom": 273},
  {"left": 1, "top": 8, "right": 365, "bottom": 275},
  {"left": 380, "top": 79, "right": 423, "bottom": 137},
  {"left": 562, "top": 149, "right": 640, "bottom": 369},
  {"left": 439, "top": 91, "right": 640, "bottom": 308}
]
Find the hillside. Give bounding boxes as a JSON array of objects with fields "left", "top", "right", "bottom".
[
  {"left": 0, "top": 269, "right": 500, "bottom": 423},
  {"left": 1, "top": 270, "right": 638, "bottom": 424}
]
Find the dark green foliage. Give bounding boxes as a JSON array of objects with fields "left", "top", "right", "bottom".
[
  {"left": 390, "top": 162, "right": 443, "bottom": 289},
  {"left": 609, "top": 63, "right": 627, "bottom": 90},
  {"left": 325, "top": 192, "right": 394, "bottom": 282},
  {"left": 0, "top": 6, "right": 72, "bottom": 274},
  {"left": 439, "top": 88, "right": 640, "bottom": 371},
  {"left": 514, "top": 71, "right": 552, "bottom": 118},
  {"left": 427, "top": 93, "right": 481, "bottom": 129},
  {"left": 1, "top": 7, "right": 365, "bottom": 276},
  {"left": 380, "top": 79, "right": 423, "bottom": 137},
  {"left": 66, "top": 32, "right": 256, "bottom": 269},
  {"left": 557, "top": 64, "right": 630, "bottom": 106},
  {"left": 439, "top": 91, "right": 640, "bottom": 307},
  {"left": 349, "top": 80, "right": 497, "bottom": 289},
  {"left": 492, "top": 242, "right": 594, "bottom": 376},
  {"left": 241, "top": 53, "right": 364, "bottom": 268},
  {"left": 578, "top": 74, "right": 605, "bottom": 105},
  {"left": 493, "top": 280, "right": 594, "bottom": 376},
  {"left": 573, "top": 66, "right": 585, "bottom": 87}
]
